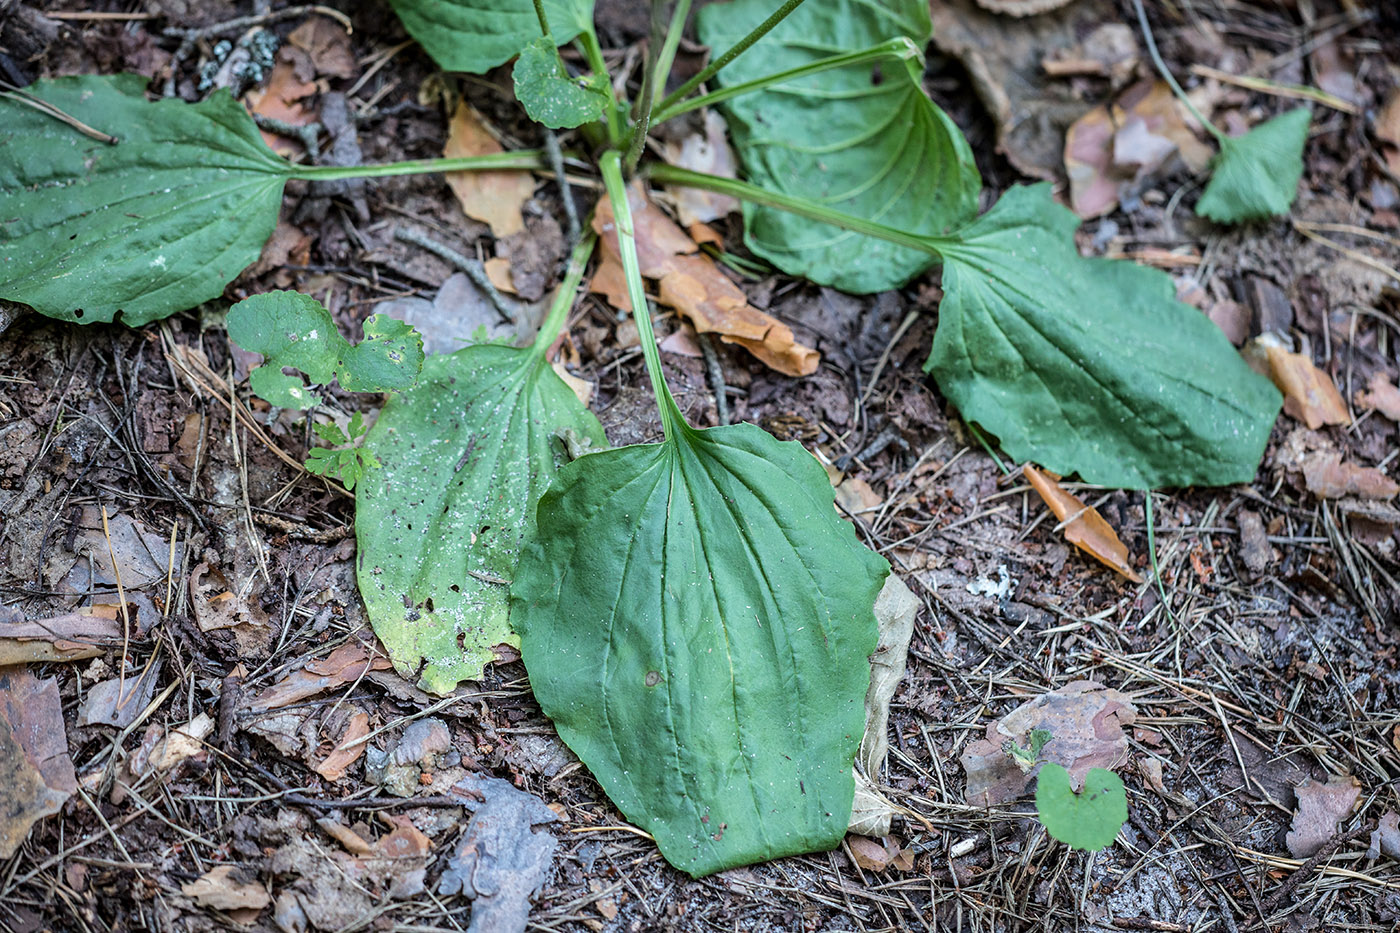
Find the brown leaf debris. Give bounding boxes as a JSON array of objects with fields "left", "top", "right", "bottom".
[
  {"left": 442, "top": 102, "right": 536, "bottom": 238},
  {"left": 1023, "top": 464, "right": 1143, "bottom": 582},
  {"left": 1246, "top": 334, "right": 1350, "bottom": 429}
]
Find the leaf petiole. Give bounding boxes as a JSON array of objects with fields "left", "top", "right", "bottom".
[
  {"left": 653, "top": 38, "right": 919, "bottom": 125},
  {"left": 599, "top": 151, "right": 687, "bottom": 438},
  {"left": 288, "top": 150, "right": 545, "bottom": 182},
  {"left": 531, "top": 226, "right": 599, "bottom": 356}
]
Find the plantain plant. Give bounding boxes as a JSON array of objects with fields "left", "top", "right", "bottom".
[{"left": 0, "top": 0, "right": 1282, "bottom": 875}]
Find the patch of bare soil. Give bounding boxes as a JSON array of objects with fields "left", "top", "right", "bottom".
[{"left": 1, "top": 0, "right": 1398, "bottom": 931}]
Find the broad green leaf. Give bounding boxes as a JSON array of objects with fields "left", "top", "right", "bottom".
[
  {"left": 1195, "top": 108, "right": 1310, "bottom": 223},
  {"left": 927, "top": 184, "right": 1281, "bottom": 489},
  {"left": 0, "top": 74, "right": 292, "bottom": 325},
  {"left": 1035, "top": 763, "right": 1127, "bottom": 851},
  {"left": 695, "top": 0, "right": 979, "bottom": 294},
  {"left": 228, "top": 292, "right": 424, "bottom": 409},
  {"left": 389, "top": 0, "right": 593, "bottom": 74},
  {"left": 513, "top": 37, "right": 607, "bottom": 129},
  {"left": 356, "top": 345, "right": 605, "bottom": 694},
  {"left": 512, "top": 422, "right": 888, "bottom": 877}
]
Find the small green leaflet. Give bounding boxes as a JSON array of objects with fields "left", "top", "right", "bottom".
[
  {"left": 927, "top": 184, "right": 1281, "bottom": 489},
  {"left": 1035, "top": 763, "right": 1128, "bottom": 851},
  {"left": 227, "top": 291, "right": 424, "bottom": 409},
  {"left": 696, "top": 0, "right": 979, "bottom": 294},
  {"left": 513, "top": 37, "right": 607, "bottom": 129},
  {"left": 512, "top": 422, "right": 888, "bottom": 877},
  {"left": 1005, "top": 728, "right": 1053, "bottom": 774},
  {"left": 356, "top": 345, "right": 605, "bottom": 694},
  {"left": 1195, "top": 108, "right": 1310, "bottom": 223},
  {"left": 388, "top": 0, "right": 594, "bottom": 74},
  {"left": 0, "top": 74, "right": 293, "bottom": 325},
  {"left": 305, "top": 412, "right": 379, "bottom": 491}
]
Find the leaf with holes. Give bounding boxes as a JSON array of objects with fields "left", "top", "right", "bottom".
[
  {"left": 389, "top": 0, "right": 594, "bottom": 74},
  {"left": 227, "top": 291, "right": 424, "bottom": 409},
  {"left": 356, "top": 345, "right": 605, "bottom": 694},
  {"left": 696, "top": 0, "right": 979, "bottom": 293},
  {"left": 0, "top": 74, "right": 294, "bottom": 326},
  {"left": 1035, "top": 762, "right": 1127, "bottom": 851},
  {"left": 513, "top": 37, "right": 608, "bottom": 129},
  {"left": 927, "top": 184, "right": 1281, "bottom": 488},
  {"left": 512, "top": 422, "right": 888, "bottom": 876}
]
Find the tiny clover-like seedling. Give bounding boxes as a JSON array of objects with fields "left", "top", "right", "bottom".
[
  {"left": 1035, "top": 763, "right": 1129, "bottom": 852},
  {"left": 227, "top": 291, "right": 425, "bottom": 409},
  {"left": 305, "top": 412, "right": 379, "bottom": 491},
  {"left": 1004, "top": 728, "right": 1053, "bottom": 774}
]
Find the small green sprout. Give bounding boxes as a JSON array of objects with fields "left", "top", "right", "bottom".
[{"left": 305, "top": 411, "right": 379, "bottom": 491}]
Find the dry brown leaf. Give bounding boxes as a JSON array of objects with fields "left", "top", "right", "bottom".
[
  {"left": 660, "top": 110, "right": 740, "bottom": 225},
  {"left": 0, "top": 669, "right": 77, "bottom": 858},
  {"left": 317, "top": 817, "right": 375, "bottom": 856},
  {"left": 592, "top": 184, "right": 818, "bottom": 377},
  {"left": 1245, "top": 334, "right": 1349, "bottom": 429},
  {"left": 1286, "top": 774, "right": 1361, "bottom": 858},
  {"left": 1024, "top": 464, "right": 1143, "bottom": 582},
  {"left": 1301, "top": 452, "right": 1399, "bottom": 500},
  {"left": 249, "top": 640, "right": 393, "bottom": 711},
  {"left": 846, "top": 834, "right": 911, "bottom": 872},
  {"left": 961, "top": 680, "right": 1136, "bottom": 807},
  {"left": 314, "top": 710, "right": 371, "bottom": 782},
  {"left": 0, "top": 607, "right": 122, "bottom": 665},
  {"left": 244, "top": 61, "right": 317, "bottom": 157},
  {"left": 78, "top": 661, "right": 162, "bottom": 729},
  {"left": 551, "top": 362, "right": 594, "bottom": 408},
  {"left": 182, "top": 865, "right": 271, "bottom": 916},
  {"left": 286, "top": 16, "right": 356, "bottom": 80},
  {"left": 1375, "top": 91, "right": 1400, "bottom": 176},
  {"left": 1369, "top": 811, "right": 1400, "bottom": 861},
  {"left": 1357, "top": 372, "right": 1400, "bottom": 422},
  {"left": 442, "top": 103, "right": 535, "bottom": 238},
  {"left": 484, "top": 256, "right": 518, "bottom": 294}
]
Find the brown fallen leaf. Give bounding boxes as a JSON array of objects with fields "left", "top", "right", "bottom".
[
  {"left": 846, "top": 834, "right": 913, "bottom": 872},
  {"left": 317, "top": 817, "right": 374, "bottom": 856},
  {"left": 660, "top": 110, "right": 740, "bottom": 226},
  {"left": 0, "top": 607, "right": 123, "bottom": 665},
  {"left": 961, "top": 680, "right": 1136, "bottom": 807},
  {"left": 1368, "top": 811, "right": 1400, "bottom": 861},
  {"left": 182, "top": 865, "right": 271, "bottom": 917},
  {"left": 1065, "top": 81, "right": 1212, "bottom": 219},
  {"left": 1378, "top": 91, "right": 1400, "bottom": 177},
  {"left": 78, "top": 660, "right": 162, "bottom": 729},
  {"left": 314, "top": 710, "right": 371, "bottom": 782},
  {"left": 243, "top": 60, "right": 317, "bottom": 157},
  {"left": 249, "top": 639, "right": 393, "bottom": 711},
  {"left": 1356, "top": 372, "right": 1400, "bottom": 422},
  {"left": 286, "top": 15, "right": 356, "bottom": 81},
  {"left": 1301, "top": 452, "right": 1399, "bottom": 500},
  {"left": 484, "top": 256, "right": 518, "bottom": 294},
  {"left": 592, "top": 183, "right": 818, "bottom": 377},
  {"left": 443, "top": 102, "right": 535, "bottom": 238},
  {"left": 0, "top": 669, "right": 77, "bottom": 858},
  {"left": 1024, "top": 464, "right": 1143, "bottom": 582},
  {"left": 1286, "top": 774, "right": 1361, "bottom": 858},
  {"left": 1245, "top": 334, "right": 1349, "bottom": 429}
]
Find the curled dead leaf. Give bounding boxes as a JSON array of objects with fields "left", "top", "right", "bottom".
[
  {"left": 592, "top": 182, "right": 818, "bottom": 377},
  {"left": 313, "top": 710, "right": 371, "bottom": 782},
  {"left": 1245, "top": 334, "right": 1349, "bottom": 430},
  {"left": 1024, "top": 464, "right": 1143, "bottom": 582},
  {"left": 1356, "top": 372, "right": 1400, "bottom": 423},
  {"left": 249, "top": 639, "right": 393, "bottom": 711},
  {"left": 0, "top": 607, "right": 122, "bottom": 665}
]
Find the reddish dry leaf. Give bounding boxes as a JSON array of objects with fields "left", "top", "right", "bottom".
[
  {"left": 244, "top": 61, "right": 317, "bottom": 156},
  {"left": 182, "top": 865, "right": 271, "bottom": 915},
  {"left": 1246, "top": 335, "right": 1349, "bottom": 429},
  {"left": 249, "top": 640, "right": 393, "bottom": 711},
  {"left": 313, "top": 710, "right": 371, "bottom": 782},
  {"left": 317, "top": 817, "right": 374, "bottom": 856},
  {"left": 1286, "top": 774, "right": 1361, "bottom": 858},
  {"left": 1357, "top": 372, "right": 1400, "bottom": 422},
  {"left": 442, "top": 103, "right": 535, "bottom": 238},
  {"left": 961, "top": 680, "right": 1136, "bottom": 807},
  {"left": 1301, "top": 452, "right": 1399, "bottom": 500},
  {"left": 286, "top": 16, "right": 356, "bottom": 80},
  {"left": 0, "top": 669, "right": 77, "bottom": 858},
  {"left": 1023, "top": 464, "right": 1143, "bottom": 582},
  {"left": 846, "top": 834, "right": 911, "bottom": 872},
  {"left": 0, "top": 607, "right": 122, "bottom": 665},
  {"left": 592, "top": 184, "right": 819, "bottom": 377}
]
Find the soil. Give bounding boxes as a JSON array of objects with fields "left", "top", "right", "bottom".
[{"left": 2, "top": 0, "right": 1399, "bottom": 931}]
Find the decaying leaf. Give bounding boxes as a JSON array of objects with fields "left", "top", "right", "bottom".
[
  {"left": 244, "top": 60, "right": 317, "bottom": 156},
  {"left": 846, "top": 834, "right": 914, "bottom": 871},
  {"left": 0, "top": 607, "right": 122, "bottom": 665},
  {"left": 443, "top": 102, "right": 536, "bottom": 238},
  {"left": 1023, "top": 464, "right": 1143, "bottom": 582},
  {"left": 365, "top": 718, "right": 453, "bottom": 797},
  {"left": 961, "top": 680, "right": 1136, "bottom": 807},
  {"left": 1368, "top": 811, "right": 1400, "bottom": 860},
  {"left": 248, "top": 640, "right": 393, "bottom": 711},
  {"left": 1357, "top": 372, "right": 1400, "bottom": 423},
  {"left": 592, "top": 183, "right": 818, "bottom": 377},
  {"left": 286, "top": 16, "right": 356, "bottom": 80},
  {"left": 1378, "top": 91, "right": 1400, "bottom": 177},
  {"left": 1065, "top": 81, "right": 1212, "bottom": 218},
  {"left": 861, "top": 574, "right": 919, "bottom": 777},
  {"left": 1286, "top": 774, "right": 1361, "bottom": 858},
  {"left": 660, "top": 110, "right": 741, "bottom": 226},
  {"left": 1302, "top": 453, "right": 1399, "bottom": 500},
  {"left": 78, "top": 661, "right": 162, "bottom": 729},
  {"left": 313, "top": 710, "right": 371, "bottom": 782},
  {"left": 439, "top": 773, "right": 559, "bottom": 933},
  {"left": 181, "top": 865, "right": 271, "bottom": 919},
  {"left": 0, "top": 669, "right": 77, "bottom": 858},
  {"left": 1245, "top": 333, "right": 1349, "bottom": 429}
]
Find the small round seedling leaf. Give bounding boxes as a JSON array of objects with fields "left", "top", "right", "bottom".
[
  {"left": 0, "top": 75, "right": 293, "bottom": 325},
  {"left": 228, "top": 292, "right": 423, "bottom": 409},
  {"left": 513, "top": 422, "right": 888, "bottom": 876},
  {"left": 513, "top": 37, "right": 608, "bottom": 129},
  {"left": 1195, "top": 108, "right": 1310, "bottom": 224},
  {"left": 1035, "top": 763, "right": 1127, "bottom": 851}
]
